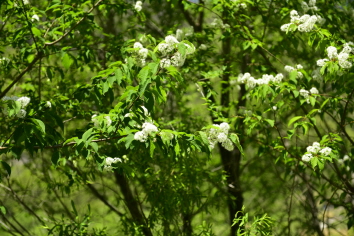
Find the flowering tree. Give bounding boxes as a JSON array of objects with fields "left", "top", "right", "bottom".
[{"left": 1, "top": 0, "right": 354, "bottom": 235}]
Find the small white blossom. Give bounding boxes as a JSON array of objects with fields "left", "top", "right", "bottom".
[
  {"left": 317, "top": 59, "right": 328, "bottom": 66},
  {"left": 319, "top": 147, "right": 332, "bottom": 156},
  {"left": 134, "top": 42, "right": 143, "bottom": 49},
  {"left": 222, "top": 138, "right": 234, "bottom": 151},
  {"left": 285, "top": 65, "right": 295, "bottom": 72},
  {"left": 138, "top": 48, "right": 148, "bottom": 58},
  {"left": 142, "top": 122, "right": 158, "bottom": 134},
  {"left": 105, "top": 116, "right": 112, "bottom": 126},
  {"left": 327, "top": 46, "right": 338, "bottom": 59},
  {"left": 199, "top": 44, "right": 207, "bottom": 50},
  {"left": 23, "top": 0, "right": 29, "bottom": 5},
  {"left": 302, "top": 153, "right": 313, "bottom": 162},
  {"left": 217, "top": 133, "right": 228, "bottom": 143},
  {"left": 160, "top": 58, "right": 171, "bottom": 68},
  {"left": 45, "top": 101, "right": 51, "bottom": 108},
  {"left": 219, "top": 122, "right": 230, "bottom": 133},
  {"left": 134, "top": 1, "right": 142, "bottom": 11},
  {"left": 165, "top": 35, "right": 179, "bottom": 45},
  {"left": 310, "top": 87, "right": 319, "bottom": 94},
  {"left": 31, "top": 14, "right": 39, "bottom": 21},
  {"left": 16, "top": 96, "right": 30, "bottom": 108},
  {"left": 16, "top": 109, "right": 27, "bottom": 118},
  {"left": 134, "top": 131, "right": 148, "bottom": 142},
  {"left": 92, "top": 114, "right": 99, "bottom": 127},
  {"left": 272, "top": 106, "right": 277, "bottom": 111},
  {"left": 299, "top": 89, "right": 309, "bottom": 98}
]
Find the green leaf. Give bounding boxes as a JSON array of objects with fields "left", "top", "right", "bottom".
[
  {"left": 125, "top": 133, "right": 135, "bottom": 149},
  {"left": 150, "top": 139, "right": 155, "bottom": 157},
  {"left": 264, "top": 119, "right": 275, "bottom": 127},
  {"left": 115, "top": 68, "right": 123, "bottom": 85},
  {"left": 230, "top": 133, "right": 244, "bottom": 156},
  {"left": 30, "top": 118, "right": 46, "bottom": 133},
  {"left": 288, "top": 116, "right": 303, "bottom": 127},
  {"left": 1, "top": 161, "right": 11, "bottom": 176},
  {"left": 138, "top": 66, "right": 150, "bottom": 81},
  {"left": 0, "top": 206, "right": 6, "bottom": 215},
  {"left": 82, "top": 128, "right": 94, "bottom": 142},
  {"left": 52, "top": 151, "right": 61, "bottom": 165},
  {"left": 89, "top": 142, "right": 98, "bottom": 152},
  {"left": 62, "top": 53, "right": 73, "bottom": 69},
  {"left": 31, "top": 27, "right": 42, "bottom": 37}
]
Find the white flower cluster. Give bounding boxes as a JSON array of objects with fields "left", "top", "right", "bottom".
[
  {"left": 157, "top": 35, "right": 195, "bottom": 68},
  {"left": 210, "top": 18, "right": 230, "bottom": 29},
  {"left": 207, "top": 122, "right": 234, "bottom": 151},
  {"left": 133, "top": 42, "right": 148, "bottom": 67},
  {"left": 301, "top": 0, "right": 318, "bottom": 12},
  {"left": 92, "top": 115, "right": 112, "bottom": 127},
  {"left": 134, "top": 122, "right": 158, "bottom": 142},
  {"left": 237, "top": 72, "right": 283, "bottom": 89},
  {"left": 2, "top": 96, "right": 30, "bottom": 118},
  {"left": 284, "top": 64, "right": 304, "bottom": 79},
  {"left": 45, "top": 101, "right": 51, "bottom": 108},
  {"left": 134, "top": 1, "right": 142, "bottom": 12},
  {"left": 302, "top": 142, "right": 332, "bottom": 162},
  {"left": 31, "top": 14, "right": 39, "bottom": 21},
  {"left": 104, "top": 157, "right": 122, "bottom": 171},
  {"left": 299, "top": 87, "right": 318, "bottom": 103},
  {"left": 317, "top": 43, "right": 353, "bottom": 69},
  {"left": 280, "top": 10, "right": 320, "bottom": 33}
]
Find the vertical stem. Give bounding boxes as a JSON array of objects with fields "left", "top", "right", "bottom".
[{"left": 114, "top": 172, "right": 153, "bottom": 236}]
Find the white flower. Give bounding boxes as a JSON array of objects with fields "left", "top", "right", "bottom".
[
  {"left": 219, "top": 122, "right": 230, "bottom": 133},
  {"left": 165, "top": 35, "right": 179, "bottom": 45},
  {"left": 302, "top": 153, "right": 313, "bottom": 162},
  {"left": 142, "top": 122, "right": 158, "bottom": 134},
  {"left": 299, "top": 89, "right": 309, "bottom": 98},
  {"left": 199, "top": 44, "right": 207, "bottom": 50},
  {"left": 343, "top": 155, "right": 350, "bottom": 161},
  {"left": 16, "top": 96, "right": 30, "bottom": 108},
  {"left": 246, "top": 77, "right": 257, "bottom": 88},
  {"left": 339, "top": 60, "right": 352, "bottom": 69},
  {"left": 106, "top": 157, "right": 122, "bottom": 165},
  {"left": 320, "top": 147, "right": 332, "bottom": 156},
  {"left": 272, "top": 106, "right": 277, "bottom": 111},
  {"left": 327, "top": 46, "right": 338, "bottom": 59},
  {"left": 217, "top": 133, "right": 228, "bottom": 143},
  {"left": 31, "top": 14, "right": 39, "bottom": 21},
  {"left": 317, "top": 59, "right": 328, "bottom": 66},
  {"left": 160, "top": 58, "right": 171, "bottom": 68},
  {"left": 171, "top": 52, "right": 185, "bottom": 67},
  {"left": 23, "top": 0, "right": 29, "bottom": 4},
  {"left": 105, "top": 116, "right": 112, "bottom": 126},
  {"left": 296, "top": 64, "right": 303, "bottom": 70},
  {"left": 310, "top": 87, "right": 319, "bottom": 94},
  {"left": 134, "top": 131, "right": 148, "bottom": 142},
  {"left": 222, "top": 138, "right": 234, "bottom": 151},
  {"left": 92, "top": 115, "right": 99, "bottom": 127},
  {"left": 17, "top": 109, "right": 26, "bottom": 118},
  {"left": 135, "top": 1, "right": 142, "bottom": 11},
  {"left": 157, "top": 43, "right": 172, "bottom": 55},
  {"left": 184, "top": 43, "right": 195, "bottom": 55},
  {"left": 45, "top": 101, "right": 51, "bottom": 108},
  {"left": 134, "top": 42, "right": 143, "bottom": 49},
  {"left": 309, "top": 0, "right": 316, "bottom": 6},
  {"left": 238, "top": 3, "right": 247, "bottom": 9},
  {"left": 285, "top": 65, "right": 295, "bottom": 72},
  {"left": 141, "top": 106, "right": 149, "bottom": 116},
  {"left": 280, "top": 23, "right": 293, "bottom": 32},
  {"left": 138, "top": 48, "right": 148, "bottom": 58}
]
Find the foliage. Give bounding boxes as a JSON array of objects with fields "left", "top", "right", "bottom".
[{"left": 1, "top": 0, "right": 354, "bottom": 235}]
